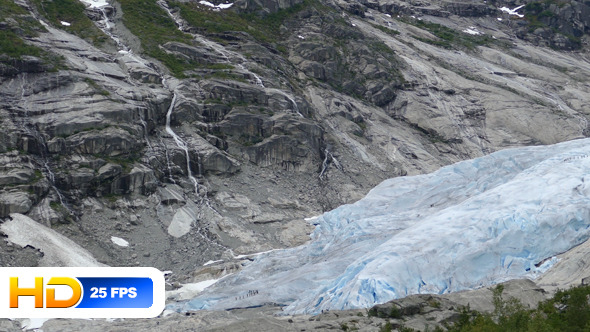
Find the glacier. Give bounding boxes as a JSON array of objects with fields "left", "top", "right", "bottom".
[{"left": 180, "top": 138, "right": 590, "bottom": 315}]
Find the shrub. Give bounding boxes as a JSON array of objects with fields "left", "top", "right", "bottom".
[
  {"left": 446, "top": 284, "right": 590, "bottom": 331},
  {"left": 118, "top": 0, "right": 197, "bottom": 77},
  {"left": 31, "top": 0, "right": 109, "bottom": 45}
]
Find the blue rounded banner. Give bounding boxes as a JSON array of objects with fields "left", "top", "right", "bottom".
[{"left": 76, "top": 277, "right": 153, "bottom": 308}]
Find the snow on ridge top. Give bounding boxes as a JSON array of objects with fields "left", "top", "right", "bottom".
[
  {"left": 500, "top": 5, "right": 525, "bottom": 17},
  {"left": 179, "top": 138, "right": 590, "bottom": 315},
  {"left": 199, "top": 1, "right": 233, "bottom": 9},
  {"left": 217, "top": 2, "right": 233, "bottom": 9},
  {"left": 79, "top": 0, "right": 109, "bottom": 8}
]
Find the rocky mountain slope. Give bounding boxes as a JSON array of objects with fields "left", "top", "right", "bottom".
[{"left": 1, "top": 0, "right": 590, "bottom": 329}]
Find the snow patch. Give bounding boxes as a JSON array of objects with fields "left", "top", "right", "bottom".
[
  {"left": 217, "top": 2, "right": 233, "bottom": 9},
  {"left": 304, "top": 215, "right": 320, "bottom": 221},
  {"left": 1, "top": 214, "right": 105, "bottom": 267},
  {"left": 233, "top": 249, "right": 278, "bottom": 259},
  {"left": 110, "top": 236, "right": 129, "bottom": 247},
  {"left": 463, "top": 27, "right": 482, "bottom": 35},
  {"left": 203, "top": 260, "right": 223, "bottom": 266},
  {"left": 497, "top": 17, "right": 503, "bottom": 21},
  {"left": 162, "top": 309, "right": 175, "bottom": 317},
  {"left": 79, "top": 0, "right": 109, "bottom": 8},
  {"left": 199, "top": 1, "right": 233, "bottom": 9},
  {"left": 500, "top": 5, "right": 525, "bottom": 18},
  {"left": 166, "top": 278, "right": 225, "bottom": 301},
  {"left": 20, "top": 318, "right": 51, "bottom": 330}
]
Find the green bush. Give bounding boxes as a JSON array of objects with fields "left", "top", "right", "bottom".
[
  {"left": 446, "top": 284, "right": 590, "bottom": 331},
  {"left": 0, "top": 0, "right": 47, "bottom": 59},
  {"left": 0, "top": 30, "right": 42, "bottom": 58},
  {"left": 406, "top": 19, "right": 497, "bottom": 51},
  {"left": 171, "top": 0, "right": 312, "bottom": 44},
  {"left": 118, "top": 0, "right": 197, "bottom": 77},
  {"left": 371, "top": 23, "right": 400, "bottom": 36},
  {"left": 31, "top": 0, "right": 109, "bottom": 45}
]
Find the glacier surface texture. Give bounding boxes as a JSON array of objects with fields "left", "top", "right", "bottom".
[{"left": 182, "top": 138, "right": 590, "bottom": 314}]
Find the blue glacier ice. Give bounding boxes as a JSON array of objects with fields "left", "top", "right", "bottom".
[{"left": 181, "top": 138, "right": 590, "bottom": 315}]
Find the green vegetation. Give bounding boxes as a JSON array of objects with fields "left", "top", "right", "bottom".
[
  {"left": 379, "top": 321, "right": 394, "bottom": 332},
  {"left": 31, "top": 0, "right": 109, "bottom": 45},
  {"left": 0, "top": 0, "right": 28, "bottom": 17},
  {"left": 103, "top": 193, "right": 122, "bottom": 203},
  {"left": 0, "top": 0, "right": 47, "bottom": 59},
  {"left": 238, "top": 133, "right": 264, "bottom": 146},
  {"left": 371, "top": 23, "right": 400, "bottom": 37},
  {"left": 0, "top": 0, "right": 44, "bottom": 37},
  {"left": 523, "top": 0, "right": 581, "bottom": 49},
  {"left": 84, "top": 78, "right": 110, "bottom": 96},
  {"left": 428, "top": 299, "right": 441, "bottom": 309},
  {"left": 368, "top": 306, "right": 402, "bottom": 319},
  {"left": 524, "top": 2, "right": 559, "bottom": 31},
  {"left": 103, "top": 153, "right": 141, "bottom": 173},
  {"left": 49, "top": 201, "right": 74, "bottom": 222},
  {"left": 445, "top": 284, "right": 590, "bottom": 331},
  {"left": 405, "top": 19, "right": 499, "bottom": 51},
  {"left": 0, "top": 30, "right": 42, "bottom": 58},
  {"left": 49, "top": 201, "right": 61, "bottom": 210},
  {"left": 118, "top": 0, "right": 197, "bottom": 77},
  {"left": 33, "top": 170, "right": 43, "bottom": 182},
  {"left": 206, "top": 71, "right": 247, "bottom": 82},
  {"left": 171, "top": 0, "right": 313, "bottom": 44},
  {"left": 365, "top": 284, "right": 590, "bottom": 331}
]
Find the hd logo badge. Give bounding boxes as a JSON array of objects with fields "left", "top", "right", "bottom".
[{"left": 0, "top": 267, "right": 165, "bottom": 318}]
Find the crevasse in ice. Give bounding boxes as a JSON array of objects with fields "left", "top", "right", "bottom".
[{"left": 181, "top": 138, "right": 590, "bottom": 314}]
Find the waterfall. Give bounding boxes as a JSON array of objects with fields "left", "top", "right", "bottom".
[
  {"left": 318, "top": 148, "right": 342, "bottom": 179},
  {"left": 138, "top": 109, "right": 153, "bottom": 150},
  {"left": 266, "top": 88, "right": 304, "bottom": 117},
  {"left": 157, "top": 0, "right": 266, "bottom": 88},
  {"left": 165, "top": 93, "right": 200, "bottom": 194}
]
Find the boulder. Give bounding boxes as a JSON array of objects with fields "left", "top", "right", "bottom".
[{"left": 0, "top": 191, "right": 32, "bottom": 217}]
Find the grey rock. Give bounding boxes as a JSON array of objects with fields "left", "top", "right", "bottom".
[
  {"left": 127, "top": 164, "right": 158, "bottom": 195},
  {"left": 159, "top": 185, "right": 186, "bottom": 205},
  {"left": 442, "top": 1, "right": 496, "bottom": 17},
  {"left": 0, "top": 191, "right": 32, "bottom": 217},
  {"left": 233, "top": 0, "right": 304, "bottom": 14},
  {"left": 66, "top": 127, "right": 142, "bottom": 156},
  {"left": 0, "top": 169, "right": 35, "bottom": 186},
  {"left": 162, "top": 42, "right": 227, "bottom": 64},
  {"left": 0, "top": 319, "right": 21, "bottom": 332},
  {"left": 97, "top": 163, "right": 122, "bottom": 181}
]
